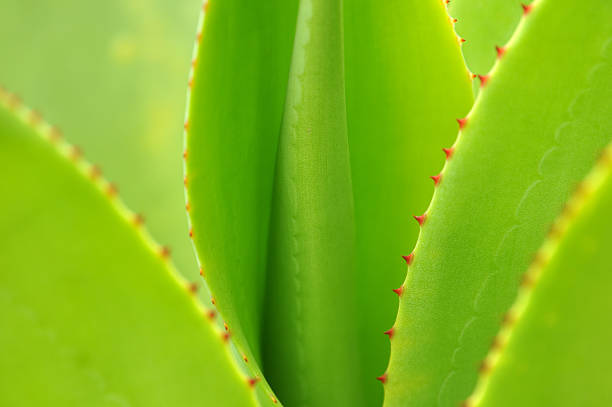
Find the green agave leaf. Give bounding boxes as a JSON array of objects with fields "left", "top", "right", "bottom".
[
  {"left": 0, "top": 93, "right": 256, "bottom": 406},
  {"left": 450, "top": 0, "right": 532, "bottom": 77},
  {"left": 343, "top": 0, "right": 472, "bottom": 404},
  {"left": 261, "top": 0, "right": 359, "bottom": 405},
  {"left": 187, "top": 0, "right": 471, "bottom": 405},
  {"left": 385, "top": 0, "right": 612, "bottom": 405},
  {"left": 185, "top": 1, "right": 299, "bottom": 403},
  {"left": 467, "top": 142, "right": 612, "bottom": 406},
  {"left": 0, "top": 0, "right": 201, "bottom": 287}
]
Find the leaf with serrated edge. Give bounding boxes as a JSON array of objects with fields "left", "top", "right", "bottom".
[
  {"left": 0, "top": 93, "right": 256, "bottom": 407},
  {"left": 385, "top": 0, "right": 612, "bottom": 405},
  {"left": 0, "top": 0, "right": 202, "bottom": 286},
  {"left": 468, "top": 141, "right": 612, "bottom": 406},
  {"left": 343, "top": 0, "right": 472, "bottom": 403}
]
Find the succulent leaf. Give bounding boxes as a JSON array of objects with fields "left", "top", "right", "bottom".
[
  {"left": 467, "top": 143, "right": 612, "bottom": 406},
  {"left": 343, "top": 0, "right": 472, "bottom": 403},
  {"left": 260, "top": 0, "right": 359, "bottom": 405},
  {"left": 0, "top": 0, "right": 202, "bottom": 283},
  {"left": 0, "top": 93, "right": 256, "bottom": 406},
  {"left": 450, "top": 0, "right": 533, "bottom": 77},
  {"left": 385, "top": 0, "right": 612, "bottom": 405},
  {"left": 187, "top": 0, "right": 472, "bottom": 404},
  {"left": 185, "top": 0, "right": 299, "bottom": 372}
]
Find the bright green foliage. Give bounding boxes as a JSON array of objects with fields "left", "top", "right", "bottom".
[
  {"left": 0, "top": 98, "right": 256, "bottom": 406},
  {"left": 343, "top": 0, "right": 472, "bottom": 403},
  {"left": 0, "top": 0, "right": 201, "bottom": 285},
  {"left": 386, "top": 1, "right": 612, "bottom": 405},
  {"left": 261, "top": 0, "right": 359, "bottom": 405},
  {"left": 450, "top": 0, "right": 531, "bottom": 76},
  {"left": 3, "top": 0, "right": 612, "bottom": 406},
  {"left": 186, "top": 0, "right": 299, "bottom": 372},
  {"left": 469, "top": 145, "right": 612, "bottom": 406},
  {"left": 187, "top": 0, "right": 471, "bottom": 404}
]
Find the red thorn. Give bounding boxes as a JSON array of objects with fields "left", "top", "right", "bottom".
[
  {"left": 222, "top": 331, "right": 231, "bottom": 342},
  {"left": 191, "top": 58, "right": 197, "bottom": 68},
  {"left": 132, "top": 213, "right": 145, "bottom": 227},
  {"left": 89, "top": 165, "right": 101, "bottom": 180},
  {"left": 211, "top": 297, "right": 216, "bottom": 305},
  {"left": 392, "top": 285, "right": 404, "bottom": 296},
  {"left": 452, "top": 18, "right": 457, "bottom": 23},
  {"left": 49, "top": 126, "right": 62, "bottom": 142},
  {"left": 106, "top": 183, "right": 118, "bottom": 197},
  {"left": 459, "top": 37, "right": 466, "bottom": 43},
  {"left": 188, "top": 282, "right": 198, "bottom": 294},
  {"left": 159, "top": 246, "right": 171, "bottom": 259},
  {"left": 271, "top": 396, "right": 278, "bottom": 404},
  {"left": 184, "top": 176, "right": 188, "bottom": 187},
  {"left": 188, "top": 78, "right": 193, "bottom": 88},
  {"left": 413, "top": 214, "right": 427, "bottom": 226},
  {"left": 199, "top": 267, "right": 205, "bottom": 277},
  {"left": 495, "top": 45, "right": 506, "bottom": 58},
  {"left": 183, "top": 150, "right": 188, "bottom": 160},
  {"left": 184, "top": 120, "right": 189, "bottom": 131},
  {"left": 189, "top": 228, "right": 193, "bottom": 238},
  {"left": 430, "top": 174, "right": 442, "bottom": 185},
  {"left": 29, "top": 110, "right": 42, "bottom": 125},
  {"left": 243, "top": 355, "right": 249, "bottom": 363},
  {"left": 478, "top": 75, "right": 489, "bottom": 87},
  {"left": 186, "top": 203, "right": 191, "bottom": 211},
  {"left": 521, "top": 3, "right": 533, "bottom": 15},
  {"left": 457, "top": 117, "right": 468, "bottom": 129},
  {"left": 376, "top": 373, "right": 388, "bottom": 384},
  {"left": 69, "top": 145, "right": 82, "bottom": 160},
  {"left": 384, "top": 328, "right": 394, "bottom": 339},
  {"left": 402, "top": 253, "right": 414, "bottom": 265},
  {"left": 203, "top": 1, "right": 209, "bottom": 12},
  {"left": 196, "top": 32, "right": 202, "bottom": 43},
  {"left": 248, "top": 377, "right": 260, "bottom": 388},
  {"left": 445, "top": 0, "right": 450, "bottom": 3},
  {"left": 223, "top": 322, "right": 229, "bottom": 331},
  {"left": 206, "top": 310, "right": 216, "bottom": 320},
  {"left": 443, "top": 147, "right": 454, "bottom": 159}
]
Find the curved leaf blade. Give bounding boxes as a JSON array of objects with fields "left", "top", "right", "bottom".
[
  {"left": 343, "top": 0, "right": 473, "bottom": 403},
  {"left": 386, "top": 1, "right": 612, "bottom": 405},
  {"left": 0, "top": 94, "right": 255, "bottom": 406},
  {"left": 471, "top": 144, "right": 612, "bottom": 406}
]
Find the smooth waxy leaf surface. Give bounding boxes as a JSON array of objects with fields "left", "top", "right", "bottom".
[
  {"left": 188, "top": 0, "right": 472, "bottom": 404},
  {"left": 0, "top": 96, "right": 255, "bottom": 406},
  {"left": 0, "top": 0, "right": 201, "bottom": 285},
  {"left": 450, "top": 0, "right": 532, "bottom": 76},
  {"left": 469, "top": 143, "right": 612, "bottom": 406},
  {"left": 343, "top": 1, "right": 472, "bottom": 403},
  {"left": 386, "top": 0, "right": 612, "bottom": 405},
  {"left": 260, "top": 0, "right": 360, "bottom": 405},
  {"left": 185, "top": 1, "right": 299, "bottom": 403}
]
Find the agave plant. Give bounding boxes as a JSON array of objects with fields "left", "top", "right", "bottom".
[{"left": 1, "top": 0, "right": 611, "bottom": 405}]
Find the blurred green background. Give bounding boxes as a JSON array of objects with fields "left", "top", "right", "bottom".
[{"left": 0, "top": 0, "right": 203, "bottom": 290}]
